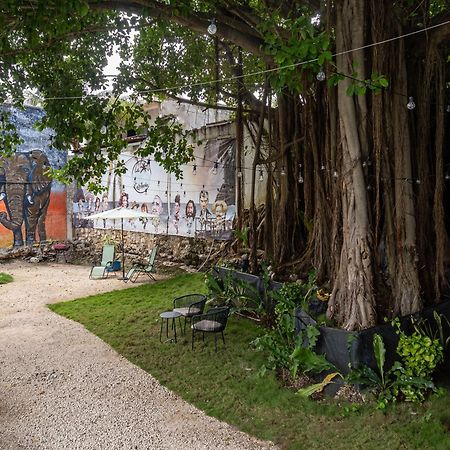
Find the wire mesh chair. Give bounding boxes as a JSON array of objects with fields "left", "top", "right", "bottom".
[
  {"left": 173, "top": 294, "right": 207, "bottom": 334},
  {"left": 191, "top": 306, "right": 230, "bottom": 351}
]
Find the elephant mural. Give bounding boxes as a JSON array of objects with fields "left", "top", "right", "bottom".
[
  {"left": 0, "top": 150, "right": 52, "bottom": 247},
  {"left": 25, "top": 150, "right": 52, "bottom": 245}
]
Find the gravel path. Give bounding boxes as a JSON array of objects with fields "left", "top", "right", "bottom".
[{"left": 0, "top": 261, "right": 277, "bottom": 450}]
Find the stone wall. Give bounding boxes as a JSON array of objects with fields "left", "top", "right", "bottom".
[{"left": 72, "top": 228, "right": 226, "bottom": 272}]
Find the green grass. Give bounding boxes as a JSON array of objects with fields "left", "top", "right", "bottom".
[
  {"left": 0, "top": 272, "right": 13, "bottom": 284},
  {"left": 49, "top": 273, "right": 450, "bottom": 449}
]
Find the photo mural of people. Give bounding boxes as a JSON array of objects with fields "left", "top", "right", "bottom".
[
  {"left": 173, "top": 194, "right": 180, "bottom": 234},
  {"left": 185, "top": 199, "right": 196, "bottom": 235},
  {"left": 74, "top": 134, "right": 236, "bottom": 240}
]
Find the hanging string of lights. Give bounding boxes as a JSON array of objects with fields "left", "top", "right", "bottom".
[{"left": 8, "top": 19, "right": 446, "bottom": 103}]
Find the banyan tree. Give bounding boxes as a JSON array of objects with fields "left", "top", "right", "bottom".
[{"left": 0, "top": 1, "right": 449, "bottom": 330}]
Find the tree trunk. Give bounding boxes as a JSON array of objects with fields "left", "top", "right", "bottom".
[{"left": 327, "top": 0, "right": 376, "bottom": 330}]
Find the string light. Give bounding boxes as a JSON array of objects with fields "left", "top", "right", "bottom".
[
  {"left": 298, "top": 164, "right": 304, "bottom": 184},
  {"left": 445, "top": 172, "right": 450, "bottom": 181},
  {"left": 316, "top": 67, "right": 326, "bottom": 81},
  {"left": 259, "top": 169, "right": 264, "bottom": 182},
  {"left": 212, "top": 161, "right": 218, "bottom": 175},
  {"left": 320, "top": 163, "right": 325, "bottom": 170},
  {"left": 281, "top": 166, "right": 286, "bottom": 176},
  {"left": 6, "top": 20, "right": 447, "bottom": 104},
  {"left": 333, "top": 170, "right": 338, "bottom": 178},
  {"left": 207, "top": 19, "right": 217, "bottom": 35},
  {"left": 416, "top": 179, "right": 421, "bottom": 184},
  {"left": 192, "top": 164, "right": 197, "bottom": 175},
  {"left": 407, "top": 96, "right": 416, "bottom": 110}
]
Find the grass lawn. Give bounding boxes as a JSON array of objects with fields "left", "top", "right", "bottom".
[
  {"left": 0, "top": 272, "right": 13, "bottom": 284},
  {"left": 49, "top": 273, "right": 450, "bottom": 449}
]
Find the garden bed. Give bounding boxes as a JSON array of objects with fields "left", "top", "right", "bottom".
[{"left": 295, "top": 300, "right": 450, "bottom": 375}]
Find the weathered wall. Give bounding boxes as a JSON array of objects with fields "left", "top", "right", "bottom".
[{"left": 72, "top": 228, "right": 226, "bottom": 272}]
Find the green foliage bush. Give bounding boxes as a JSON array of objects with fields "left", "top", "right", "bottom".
[
  {"left": 253, "top": 276, "right": 333, "bottom": 379},
  {"left": 347, "top": 318, "right": 444, "bottom": 408},
  {"left": 0, "top": 272, "right": 13, "bottom": 284}
]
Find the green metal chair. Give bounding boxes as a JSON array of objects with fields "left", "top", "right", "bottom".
[
  {"left": 89, "top": 244, "right": 119, "bottom": 279},
  {"left": 125, "top": 246, "right": 158, "bottom": 283}
]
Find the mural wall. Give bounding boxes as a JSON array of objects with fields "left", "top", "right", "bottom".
[
  {"left": 73, "top": 136, "right": 236, "bottom": 240},
  {"left": 0, "top": 106, "right": 67, "bottom": 248}
]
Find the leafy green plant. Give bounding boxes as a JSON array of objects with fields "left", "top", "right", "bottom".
[
  {"left": 254, "top": 283, "right": 333, "bottom": 381},
  {"left": 234, "top": 227, "right": 249, "bottom": 248},
  {"left": 347, "top": 324, "right": 443, "bottom": 408},
  {"left": 205, "top": 270, "right": 260, "bottom": 316},
  {"left": 392, "top": 318, "right": 444, "bottom": 403},
  {"left": 0, "top": 272, "right": 13, "bottom": 284}
]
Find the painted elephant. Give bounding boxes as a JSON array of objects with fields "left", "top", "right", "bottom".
[
  {"left": 25, "top": 150, "right": 52, "bottom": 245},
  {"left": 0, "top": 153, "right": 33, "bottom": 246}
]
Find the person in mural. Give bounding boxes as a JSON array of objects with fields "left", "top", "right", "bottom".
[
  {"left": 173, "top": 194, "right": 180, "bottom": 234},
  {"left": 118, "top": 191, "right": 129, "bottom": 208},
  {"left": 198, "top": 190, "right": 210, "bottom": 232},
  {"left": 130, "top": 200, "right": 139, "bottom": 228},
  {"left": 185, "top": 199, "right": 196, "bottom": 235},
  {"left": 73, "top": 187, "right": 85, "bottom": 226},
  {"left": 150, "top": 194, "right": 162, "bottom": 233},
  {"left": 212, "top": 200, "right": 228, "bottom": 233},
  {"left": 140, "top": 202, "right": 149, "bottom": 230}
]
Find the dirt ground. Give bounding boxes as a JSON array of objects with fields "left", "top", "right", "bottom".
[{"left": 0, "top": 260, "right": 276, "bottom": 450}]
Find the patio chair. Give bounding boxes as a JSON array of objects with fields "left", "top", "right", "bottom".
[
  {"left": 125, "top": 246, "right": 158, "bottom": 283},
  {"left": 89, "top": 244, "right": 119, "bottom": 279},
  {"left": 191, "top": 306, "right": 230, "bottom": 351},
  {"left": 173, "top": 293, "right": 207, "bottom": 334}
]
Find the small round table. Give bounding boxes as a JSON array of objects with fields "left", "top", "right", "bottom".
[{"left": 159, "top": 311, "right": 182, "bottom": 343}]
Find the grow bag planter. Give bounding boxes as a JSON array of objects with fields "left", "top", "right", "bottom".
[{"left": 294, "top": 300, "right": 450, "bottom": 375}]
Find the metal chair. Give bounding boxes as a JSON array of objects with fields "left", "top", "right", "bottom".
[
  {"left": 173, "top": 294, "right": 207, "bottom": 334},
  {"left": 125, "top": 246, "right": 158, "bottom": 283},
  {"left": 89, "top": 244, "right": 119, "bottom": 279},
  {"left": 191, "top": 306, "right": 230, "bottom": 351}
]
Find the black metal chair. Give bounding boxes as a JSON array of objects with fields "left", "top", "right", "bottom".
[
  {"left": 173, "top": 294, "right": 207, "bottom": 334},
  {"left": 191, "top": 306, "right": 230, "bottom": 351}
]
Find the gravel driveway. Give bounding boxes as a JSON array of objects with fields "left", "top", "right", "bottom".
[{"left": 0, "top": 261, "right": 277, "bottom": 450}]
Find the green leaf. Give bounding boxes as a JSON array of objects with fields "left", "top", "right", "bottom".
[
  {"left": 297, "top": 372, "right": 340, "bottom": 397},
  {"left": 373, "top": 334, "right": 386, "bottom": 385}
]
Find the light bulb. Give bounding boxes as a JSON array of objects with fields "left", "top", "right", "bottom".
[
  {"left": 298, "top": 174, "right": 304, "bottom": 184},
  {"left": 316, "top": 67, "right": 326, "bottom": 81},
  {"left": 333, "top": 170, "right": 338, "bottom": 178},
  {"left": 407, "top": 96, "right": 416, "bottom": 110},
  {"left": 259, "top": 170, "right": 264, "bottom": 182},
  {"left": 100, "top": 124, "right": 107, "bottom": 134},
  {"left": 445, "top": 173, "right": 450, "bottom": 181},
  {"left": 207, "top": 19, "right": 217, "bottom": 35},
  {"left": 192, "top": 164, "right": 197, "bottom": 175},
  {"left": 320, "top": 164, "right": 325, "bottom": 170},
  {"left": 416, "top": 179, "right": 421, "bottom": 184},
  {"left": 281, "top": 166, "right": 286, "bottom": 176},
  {"left": 212, "top": 161, "right": 218, "bottom": 175}
]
